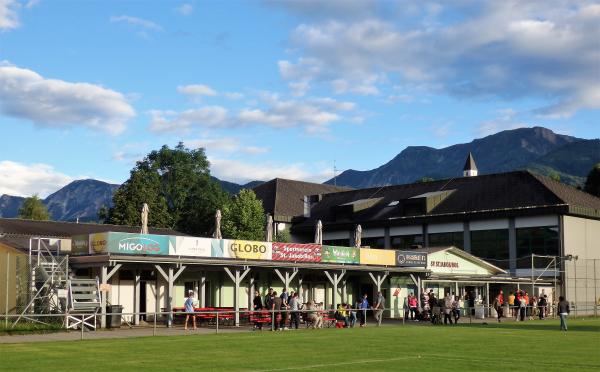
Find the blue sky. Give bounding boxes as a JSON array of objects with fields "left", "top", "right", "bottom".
[{"left": 0, "top": 0, "right": 598, "bottom": 197}]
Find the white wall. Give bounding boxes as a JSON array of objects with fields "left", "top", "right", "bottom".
[
  {"left": 470, "top": 219, "right": 508, "bottom": 231},
  {"left": 515, "top": 215, "right": 558, "bottom": 228}
]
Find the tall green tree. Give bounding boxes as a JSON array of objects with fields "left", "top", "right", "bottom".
[
  {"left": 221, "top": 189, "right": 265, "bottom": 240},
  {"left": 107, "top": 143, "right": 228, "bottom": 235},
  {"left": 584, "top": 163, "right": 600, "bottom": 197},
  {"left": 18, "top": 195, "right": 50, "bottom": 220}
]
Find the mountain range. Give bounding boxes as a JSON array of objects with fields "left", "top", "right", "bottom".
[
  {"left": 1, "top": 126, "right": 598, "bottom": 222},
  {"left": 326, "top": 127, "right": 600, "bottom": 188}
]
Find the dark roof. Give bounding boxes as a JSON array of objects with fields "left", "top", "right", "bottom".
[
  {"left": 253, "top": 178, "right": 351, "bottom": 220},
  {"left": 463, "top": 152, "right": 477, "bottom": 171},
  {"left": 292, "top": 170, "right": 600, "bottom": 232},
  {"left": 0, "top": 218, "right": 186, "bottom": 239}
]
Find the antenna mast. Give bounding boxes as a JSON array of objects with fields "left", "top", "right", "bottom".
[{"left": 333, "top": 160, "right": 338, "bottom": 186}]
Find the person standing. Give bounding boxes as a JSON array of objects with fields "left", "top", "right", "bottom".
[
  {"left": 359, "top": 294, "right": 369, "bottom": 327},
  {"left": 265, "top": 288, "right": 274, "bottom": 312},
  {"left": 452, "top": 295, "right": 461, "bottom": 324},
  {"left": 289, "top": 292, "right": 300, "bottom": 329},
  {"left": 538, "top": 295, "right": 548, "bottom": 320},
  {"left": 347, "top": 303, "right": 356, "bottom": 328},
  {"left": 408, "top": 293, "right": 418, "bottom": 321},
  {"left": 494, "top": 290, "right": 504, "bottom": 323},
  {"left": 519, "top": 292, "right": 527, "bottom": 321},
  {"left": 374, "top": 291, "right": 386, "bottom": 326},
  {"left": 271, "top": 291, "right": 282, "bottom": 331},
  {"left": 252, "top": 290, "right": 263, "bottom": 330},
  {"left": 184, "top": 290, "right": 197, "bottom": 331},
  {"left": 508, "top": 292, "right": 515, "bottom": 317},
  {"left": 443, "top": 293, "right": 453, "bottom": 325},
  {"left": 557, "top": 296, "right": 570, "bottom": 331},
  {"left": 280, "top": 288, "right": 289, "bottom": 330}
]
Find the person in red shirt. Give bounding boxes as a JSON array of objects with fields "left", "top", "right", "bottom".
[{"left": 408, "top": 293, "right": 418, "bottom": 321}]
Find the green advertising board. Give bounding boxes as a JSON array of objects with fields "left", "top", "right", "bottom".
[
  {"left": 321, "top": 245, "right": 359, "bottom": 264},
  {"left": 90, "top": 232, "right": 172, "bottom": 255}
]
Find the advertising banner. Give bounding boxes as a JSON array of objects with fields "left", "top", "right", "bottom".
[
  {"left": 321, "top": 246, "right": 359, "bottom": 264},
  {"left": 211, "top": 239, "right": 228, "bottom": 258},
  {"left": 90, "top": 232, "right": 109, "bottom": 254},
  {"left": 91, "top": 232, "right": 171, "bottom": 255},
  {"left": 395, "top": 251, "right": 427, "bottom": 268},
  {"left": 359, "top": 248, "right": 396, "bottom": 266},
  {"left": 71, "top": 234, "right": 90, "bottom": 255},
  {"left": 223, "top": 240, "right": 272, "bottom": 260},
  {"left": 272, "top": 243, "right": 321, "bottom": 262},
  {"left": 171, "top": 236, "right": 212, "bottom": 257}
]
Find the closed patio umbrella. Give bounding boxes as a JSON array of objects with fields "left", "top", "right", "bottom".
[
  {"left": 354, "top": 224, "right": 362, "bottom": 248},
  {"left": 140, "top": 203, "right": 149, "bottom": 234},
  {"left": 315, "top": 220, "right": 323, "bottom": 245},
  {"left": 265, "top": 214, "right": 273, "bottom": 242},
  {"left": 213, "top": 209, "right": 222, "bottom": 239}
]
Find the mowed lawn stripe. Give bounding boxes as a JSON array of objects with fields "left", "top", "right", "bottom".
[{"left": 0, "top": 319, "right": 598, "bottom": 371}]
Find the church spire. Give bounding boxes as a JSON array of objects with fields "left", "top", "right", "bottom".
[{"left": 463, "top": 152, "right": 478, "bottom": 177}]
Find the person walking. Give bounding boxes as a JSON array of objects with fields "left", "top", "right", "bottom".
[
  {"left": 373, "top": 291, "right": 386, "bottom": 326},
  {"left": 359, "top": 294, "right": 369, "bottom": 327},
  {"left": 183, "top": 290, "right": 197, "bottom": 331},
  {"left": 557, "top": 296, "right": 570, "bottom": 331}
]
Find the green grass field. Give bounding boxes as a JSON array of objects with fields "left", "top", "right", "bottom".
[{"left": 1, "top": 319, "right": 599, "bottom": 371}]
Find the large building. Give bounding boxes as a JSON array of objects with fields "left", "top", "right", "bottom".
[{"left": 288, "top": 164, "right": 600, "bottom": 311}]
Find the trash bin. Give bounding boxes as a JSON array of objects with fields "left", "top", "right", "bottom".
[{"left": 107, "top": 305, "right": 123, "bottom": 328}]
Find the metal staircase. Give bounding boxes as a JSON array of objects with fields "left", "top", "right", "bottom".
[
  {"left": 12, "top": 238, "right": 70, "bottom": 327},
  {"left": 65, "top": 278, "right": 101, "bottom": 330}
]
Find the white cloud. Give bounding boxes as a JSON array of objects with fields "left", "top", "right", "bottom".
[
  {"left": 110, "top": 15, "right": 163, "bottom": 32},
  {"left": 0, "top": 0, "right": 19, "bottom": 30},
  {"left": 149, "top": 106, "right": 229, "bottom": 133},
  {"left": 185, "top": 137, "right": 269, "bottom": 155},
  {"left": 0, "top": 63, "right": 135, "bottom": 134},
  {"left": 208, "top": 157, "right": 332, "bottom": 184},
  {"left": 149, "top": 90, "right": 355, "bottom": 134},
  {"left": 177, "top": 84, "right": 218, "bottom": 97},
  {"left": 281, "top": 1, "right": 600, "bottom": 116},
  {"left": 176, "top": 3, "right": 193, "bottom": 16},
  {"left": 476, "top": 109, "right": 527, "bottom": 137},
  {"left": 0, "top": 160, "right": 73, "bottom": 197}
]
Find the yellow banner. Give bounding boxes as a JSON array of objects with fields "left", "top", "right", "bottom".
[
  {"left": 90, "top": 233, "right": 109, "bottom": 254},
  {"left": 359, "top": 248, "right": 396, "bottom": 266},
  {"left": 226, "top": 240, "right": 272, "bottom": 260}
]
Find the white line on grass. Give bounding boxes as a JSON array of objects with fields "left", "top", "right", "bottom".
[{"left": 253, "top": 356, "right": 422, "bottom": 371}]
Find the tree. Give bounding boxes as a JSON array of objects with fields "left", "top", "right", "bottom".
[
  {"left": 584, "top": 163, "right": 600, "bottom": 197},
  {"left": 221, "top": 189, "right": 265, "bottom": 240},
  {"left": 18, "top": 195, "right": 50, "bottom": 220},
  {"left": 107, "top": 143, "right": 228, "bottom": 235},
  {"left": 274, "top": 228, "right": 292, "bottom": 243}
]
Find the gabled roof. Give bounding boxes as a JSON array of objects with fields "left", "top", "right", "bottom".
[
  {"left": 292, "top": 170, "right": 600, "bottom": 231},
  {"left": 253, "top": 178, "right": 352, "bottom": 221},
  {"left": 463, "top": 152, "right": 477, "bottom": 171},
  {"left": 0, "top": 218, "right": 186, "bottom": 239},
  {"left": 415, "top": 246, "right": 506, "bottom": 275}
]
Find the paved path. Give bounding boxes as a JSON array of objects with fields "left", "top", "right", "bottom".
[{"left": 0, "top": 316, "right": 529, "bottom": 344}]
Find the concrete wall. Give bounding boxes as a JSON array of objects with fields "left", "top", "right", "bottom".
[{"left": 563, "top": 216, "right": 600, "bottom": 314}]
